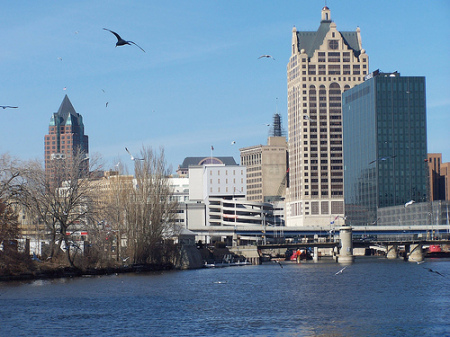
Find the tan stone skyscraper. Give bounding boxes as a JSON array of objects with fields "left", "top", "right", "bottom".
[{"left": 286, "top": 6, "right": 369, "bottom": 227}]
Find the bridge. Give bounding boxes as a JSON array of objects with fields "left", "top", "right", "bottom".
[
  {"left": 188, "top": 224, "right": 450, "bottom": 240},
  {"left": 210, "top": 225, "right": 450, "bottom": 264}
]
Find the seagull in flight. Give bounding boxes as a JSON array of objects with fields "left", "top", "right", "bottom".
[
  {"left": 369, "top": 155, "right": 397, "bottom": 165},
  {"left": 231, "top": 141, "right": 236, "bottom": 145},
  {"left": 258, "top": 55, "right": 275, "bottom": 60},
  {"left": 273, "top": 260, "right": 283, "bottom": 268},
  {"left": 103, "top": 28, "right": 145, "bottom": 52},
  {"left": 335, "top": 266, "right": 347, "bottom": 275},
  {"left": 125, "top": 147, "right": 144, "bottom": 161},
  {"left": 0, "top": 105, "right": 18, "bottom": 109},
  {"left": 404, "top": 200, "right": 415, "bottom": 207},
  {"left": 423, "top": 267, "right": 444, "bottom": 277},
  {"left": 303, "top": 115, "right": 315, "bottom": 121}
]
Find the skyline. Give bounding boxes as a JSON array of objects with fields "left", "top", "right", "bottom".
[{"left": 1, "top": 1, "right": 449, "bottom": 173}]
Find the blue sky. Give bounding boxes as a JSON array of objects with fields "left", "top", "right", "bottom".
[{"left": 1, "top": 0, "right": 449, "bottom": 173}]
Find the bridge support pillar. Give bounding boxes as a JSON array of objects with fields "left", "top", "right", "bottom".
[
  {"left": 408, "top": 243, "right": 423, "bottom": 263},
  {"left": 313, "top": 246, "right": 319, "bottom": 262},
  {"left": 386, "top": 245, "right": 398, "bottom": 259},
  {"left": 338, "top": 226, "right": 354, "bottom": 263}
]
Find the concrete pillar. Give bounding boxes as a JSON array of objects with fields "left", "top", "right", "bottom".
[
  {"left": 313, "top": 246, "right": 319, "bottom": 262},
  {"left": 386, "top": 245, "right": 398, "bottom": 259},
  {"left": 338, "top": 226, "right": 354, "bottom": 263},
  {"left": 232, "top": 233, "right": 238, "bottom": 247},
  {"left": 332, "top": 246, "right": 338, "bottom": 261},
  {"left": 408, "top": 243, "right": 424, "bottom": 263}
]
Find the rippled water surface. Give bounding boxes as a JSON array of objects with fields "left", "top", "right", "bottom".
[{"left": 1, "top": 257, "right": 449, "bottom": 336}]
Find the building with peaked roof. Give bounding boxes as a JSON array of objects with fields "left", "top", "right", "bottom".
[
  {"left": 44, "top": 95, "right": 89, "bottom": 177},
  {"left": 286, "top": 6, "right": 369, "bottom": 227}
]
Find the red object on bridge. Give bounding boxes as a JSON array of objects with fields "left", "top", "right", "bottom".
[{"left": 429, "top": 245, "right": 441, "bottom": 253}]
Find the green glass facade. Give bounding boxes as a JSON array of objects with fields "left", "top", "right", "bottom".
[{"left": 343, "top": 72, "right": 428, "bottom": 226}]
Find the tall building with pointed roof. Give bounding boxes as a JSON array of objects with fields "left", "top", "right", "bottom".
[
  {"left": 286, "top": 7, "right": 369, "bottom": 227},
  {"left": 44, "top": 95, "right": 89, "bottom": 176}
]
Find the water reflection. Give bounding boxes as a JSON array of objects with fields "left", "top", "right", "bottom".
[{"left": 0, "top": 258, "right": 449, "bottom": 337}]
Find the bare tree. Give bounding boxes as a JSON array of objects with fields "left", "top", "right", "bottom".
[
  {"left": 20, "top": 150, "right": 103, "bottom": 268},
  {"left": 0, "top": 154, "right": 21, "bottom": 251},
  {"left": 95, "top": 170, "right": 134, "bottom": 265},
  {"left": 125, "top": 146, "right": 179, "bottom": 264}
]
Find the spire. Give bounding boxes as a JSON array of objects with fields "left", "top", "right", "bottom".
[
  {"left": 57, "top": 95, "right": 76, "bottom": 117},
  {"left": 55, "top": 95, "right": 82, "bottom": 127},
  {"left": 292, "top": 26, "right": 298, "bottom": 55},
  {"left": 321, "top": 6, "right": 331, "bottom": 22}
]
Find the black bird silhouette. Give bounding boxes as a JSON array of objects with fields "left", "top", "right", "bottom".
[
  {"left": 423, "top": 267, "right": 444, "bottom": 277},
  {"left": 103, "top": 28, "right": 145, "bottom": 52},
  {"left": 0, "top": 106, "right": 18, "bottom": 109}
]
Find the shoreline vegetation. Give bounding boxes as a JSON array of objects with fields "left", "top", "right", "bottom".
[{"left": 0, "top": 244, "right": 246, "bottom": 282}]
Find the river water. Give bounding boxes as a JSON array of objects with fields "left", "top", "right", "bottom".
[{"left": 1, "top": 257, "right": 449, "bottom": 337}]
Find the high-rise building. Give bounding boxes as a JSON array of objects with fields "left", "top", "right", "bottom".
[
  {"left": 343, "top": 71, "right": 428, "bottom": 226},
  {"left": 240, "top": 113, "right": 288, "bottom": 203},
  {"left": 428, "top": 153, "right": 450, "bottom": 201},
  {"left": 286, "top": 6, "right": 368, "bottom": 227},
  {"left": 44, "top": 95, "right": 89, "bottom": 177}
]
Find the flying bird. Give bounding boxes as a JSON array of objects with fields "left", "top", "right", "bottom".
[
  {"left": 273, "top": 260, "right": 283, "bottom": 268},
  {"left": 231, "top": 141, "right": 236, "bottom": 145},
  {"left": 369, "top": 155, "right": 397, "bottom": 165},
  {"left": 125, "top": 147, "right": 144, "bottom": 161},
  {"left": 0, "top": 106, "right": 18, "bottom": 109},
  {"left": 423, "top": 267, "right": 444, "bottom": 277},
  {"left": 103, "top": 28, "right": 145, "bottom": 52},
  {"left": 404, "top": 200, "right": 415, "bottom": 207},
  {"left": 303, "top": 115, "right": 315, "bottom": 121},
  {"left": 106, "top": 102, "right": 109, "bottom": 107},
  {"left": 258, "top": 55, "right": 275, "bottom": 60},
  {"left": 335, "top": 266, "right": 348, "bottom": 275}
]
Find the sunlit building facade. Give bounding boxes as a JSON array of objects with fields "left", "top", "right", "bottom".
[{"left": 286, "top": 6, "right": 368, "bottom": 227}]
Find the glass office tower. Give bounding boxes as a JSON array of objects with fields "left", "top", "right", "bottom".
[{"left": 343, "top": 71, "right": 428, "bottom": 226}]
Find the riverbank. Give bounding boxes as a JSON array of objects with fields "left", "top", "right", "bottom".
[
  {"left": 0, "top": 244, "right": 246, "bottom": 282},
  {"left": 0, "top": 262, "right": 176, "bottom": 282}
]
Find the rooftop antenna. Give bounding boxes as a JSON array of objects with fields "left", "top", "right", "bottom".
[{"left": 269, "top": 98, "right": 285, "bottom": 138}]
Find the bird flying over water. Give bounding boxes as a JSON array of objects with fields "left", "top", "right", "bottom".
[
  {"left": 0, "top": 105, "right": 18, "bottom": 109},
  {"left": 273, "top": 260, "right": 283, "bottom": 268},
  {"left": 423, "top": 267, "right": 444, "bottom": 277},
  {"left": 404, "top": 200, "right": 415, "bottom": 207},
  {"left": 125, "top": 147, "right": 144, "bottom": 161},
  {"left": 335, "top": 266, "right": 347, "bottom": 275},
  {"left": 258, "top": 55, "right": 275, "bottom": 60},
  {"left": 103, "top": 28, "right": 145, "bottom": 52}
]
